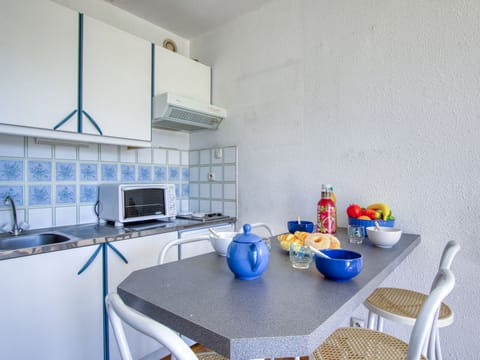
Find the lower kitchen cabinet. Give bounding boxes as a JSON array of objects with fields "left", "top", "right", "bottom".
[
  {"left": 0, "top": 245, "right": 103, "bottom": 360},
  {"left": 107, "top": 231, "right": 178, "bottom": 360}
]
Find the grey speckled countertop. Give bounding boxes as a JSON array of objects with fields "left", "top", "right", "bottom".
[
  {"left": 118, "top": 229, "right": 421, "bottom": 359},
  {"left": 0, "top": 217, "right": 236, "bottom": 261}
]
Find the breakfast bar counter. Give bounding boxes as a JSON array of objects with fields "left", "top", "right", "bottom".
[{"left": 118, "top": 229, "right": 421, "bottom": 359}]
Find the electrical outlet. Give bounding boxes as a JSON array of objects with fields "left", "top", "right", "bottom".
[{"left": 350, "top": 317, "right": 365, "bottom": 328}]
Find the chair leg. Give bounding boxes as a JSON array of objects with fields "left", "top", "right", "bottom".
[
  {"left": 435, "top": 328, "right": 443, "bottom": 360},
  {"left": 377, "top": 316, "right": 384, "bottom": 331},
  {"left": 367, "top": 311, "right": 377, "bottom": 330}
]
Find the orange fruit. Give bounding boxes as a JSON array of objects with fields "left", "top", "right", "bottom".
[{"left": 357, "top": 215, "right": 371, "bottom": 220}]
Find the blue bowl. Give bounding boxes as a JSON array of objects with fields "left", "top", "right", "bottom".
[
  {"left": 288, "top": 220, "right": 314, "bottom": 234},
  {"left": 348, "top": 217, "right": 395, "bottom": 237},
  {"left": 314, "top": 249, "right": 363, "bottom": 281}
]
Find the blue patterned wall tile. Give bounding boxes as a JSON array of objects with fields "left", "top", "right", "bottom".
[
  {"left": 0, "top": 186, "right": 24, "bottom": 207},
  {"left": 138, "top": 166, "right": 152, "bottom": 181},
  {"left": 121, "top": 165, "right": 135, "bottom": 182},
  {"left": 56, "top": 162, "right": 76, "bottom": 181},
  {"left": 80, "top": 163, "right": 98, "bottom": 181},
  {"left": 154, "top": 166, "right": 167, "bottom": 182},
  {"left": 28, "top": 161, "right": 52, "bottom": 182},
  {"left": 101, "top": 164, "right": 118, "bottom": 182},
  {"left": 169, "top": 167, "right": 180, "bottom": 181},
  {"left": 181, "top": 183, "right": 189, "bottom": 197},
  {"left": 56, "top": 185, "right": 76, "bottom": 204},
  {"left": 80, "top": 185, "right": 98, "bottom": 203},
  {"left": 0, "top": 160, "right": 24, "bottom": 181},
  {"left": 181, "top": 167, "right": 190, "bottom": 181},
  {"left": 175, "top": 183, "right": 180, "bottom": 198},
  {"left": 29, "top": 185, "right": 51, "bottom": 205}
]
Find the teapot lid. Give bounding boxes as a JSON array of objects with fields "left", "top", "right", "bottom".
[{"left": 233, "top": 224, "right": 262, "bottom": 243}]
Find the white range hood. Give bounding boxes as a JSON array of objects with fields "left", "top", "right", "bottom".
[{"left": 152, "top": 93, "right": 227, "bottom": 132}]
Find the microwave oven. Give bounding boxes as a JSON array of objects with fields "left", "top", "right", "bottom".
[{"left": 98, "top": 183, "right": 176, "bottom": 226}]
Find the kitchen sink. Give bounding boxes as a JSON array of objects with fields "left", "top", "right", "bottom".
[{"left": 0, "top": 233, "right": 71, "bottom": 250}]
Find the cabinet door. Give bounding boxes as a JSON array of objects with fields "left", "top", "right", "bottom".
[
  {"left": 107, "top": 232, "right": 178, "bottom": 360},
  {"left": 0, "top": 0, "right": 77, "bottom": 130},
  {"left": 83, "top": 16, "right": 151, "bottom": 142},
  {"left": 155, "top": 45, "right": 211, "bottom": 103},
  {"left": 0, "top": 246, "right": 103, "bottom": 360}
]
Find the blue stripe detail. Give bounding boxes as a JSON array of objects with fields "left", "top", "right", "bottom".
[
  {"left": 78, "top": 241, "right": 129, "bottom": 360},
  {"left": 103, "top": 243, "right": 109, "bottom": 360},
  {"left": 54, "top": 109, "right": 77, "bottom": 130},
  {"left": 77, "top": 243, "right": 102, "bottom": 275},
  {"left": 151, "top": 43, "right": 155, "bottom": 121},
  {"left": 55, "top": 13, "right": 103, "bottom": 136},
  {"left": 106, "top": 242, "right": 128, "bottom": 264},
  {"left": 82, "top": 110, "right": 103, "bottom": 135}
]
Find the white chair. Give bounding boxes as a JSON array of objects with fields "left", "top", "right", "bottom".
[
  {"left": 364, "top": 240, "right": 460, "bottom": 360},
  {"left": 158, "top": 235, "right": 211, "bottom": 264},
  {"left": 312, "top": 268, "right": 456, "bottom": 360},
  {"left": 157, "top": 224, "right": 274, "bottom": 265},
  {"left": 106, "top": 292, "right": 227, "bottom": 360}
]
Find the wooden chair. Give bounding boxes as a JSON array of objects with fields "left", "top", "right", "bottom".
[{"left": 312, "top": 268, "right": 456, "bottom": 360}]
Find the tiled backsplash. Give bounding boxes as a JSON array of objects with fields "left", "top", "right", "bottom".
[
  {"left": 0, "top": 134, "right": 237, "bottom": 230},
  {"left": 188, "top": 146, "right": 238, "bottom": 217}
]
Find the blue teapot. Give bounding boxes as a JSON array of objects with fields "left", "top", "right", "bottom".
[{"left": 226, "top": 224, "right": 270, "bottom": 280}]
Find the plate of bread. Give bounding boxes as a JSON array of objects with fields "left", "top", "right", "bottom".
[{"left": 277, "top": 231, "right": 340, "bottom": 252}]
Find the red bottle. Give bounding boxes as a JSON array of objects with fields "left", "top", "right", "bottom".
[{"left": 317, "top": 184, "right": 336, "bottom": 234}]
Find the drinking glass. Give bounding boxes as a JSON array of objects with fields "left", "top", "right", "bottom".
[
  {"left": 348, "top": 225, "right": 365, "bottom": 244},
  {"left": 289, "top": 243, "right": 313, "bottom": 269}
]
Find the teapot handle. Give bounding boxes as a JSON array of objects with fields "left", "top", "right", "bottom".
[{"left": 248, "top": 243, "right": 262, "bottom": 272}]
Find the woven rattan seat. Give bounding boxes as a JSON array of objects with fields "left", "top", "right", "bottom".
[
  {"left": 366, "top": 287, "right": 453, "bottom": 327},
  {"left": 312, "top": 327, "right": 427, "bottom": 360},
  {"left": 312, "top": 268, "right": 455, "bottom": 360}
]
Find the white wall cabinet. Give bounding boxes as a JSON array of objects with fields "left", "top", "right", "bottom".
[
  {"left": 82, "top": 15, "right": 151, "bottom": 143},
  {"left": 107, "top": 231, "right": 178, "bottom": 360},
  {"left": 0, "top": 0, "right": 77, "bottom": 131},
  {"left": 0, "top": 246, "right": 104, "bottom": 360},
  {"left": 0, "top": 0, "right": 151, "bottom": 147},
  {"left": 155, "top": 45, "right": 211, "bottom": 103}
]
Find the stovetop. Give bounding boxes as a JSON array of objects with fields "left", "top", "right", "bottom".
[{"left": 175, "top": 212, "right": 230, "bottom": 222}]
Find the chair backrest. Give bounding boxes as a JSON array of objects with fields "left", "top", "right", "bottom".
[
  {"left": 407, "top": 269, "right": 456, "bottom": 360},
  {"left": 438, "top": 240, "right": 461, "bottom": 271},
  {"left": 157, "top": 235, "right": 211, "bottom": 264},
  {"left": 106, "top": 292, "right": 198, "bottom": 360}
]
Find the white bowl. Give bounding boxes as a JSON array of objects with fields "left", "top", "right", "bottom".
[
  {"left": 209, "top": 232, "right": 239, "bottom": 256},
  {"left": 366, "top": 227, "right": 402, "bottom": 248}
]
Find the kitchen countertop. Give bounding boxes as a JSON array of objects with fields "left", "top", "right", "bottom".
[{"left": 0, "top": 217, "right": 236, "bottom": 261}]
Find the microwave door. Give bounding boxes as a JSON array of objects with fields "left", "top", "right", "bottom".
[{"left": 123, "top": 188, "right": 166, "bottom": 220}]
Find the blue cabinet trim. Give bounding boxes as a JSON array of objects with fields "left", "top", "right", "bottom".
[
  {"left": 54, "top": 13, "right": 103, "bottom": 135},
  {"left": 78, "top": 242, "right": 128, "bottom": 360}
]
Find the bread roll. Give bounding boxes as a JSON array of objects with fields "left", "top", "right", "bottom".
[{"left": 305, "top": 233, "right": 340, "bottom": 250}]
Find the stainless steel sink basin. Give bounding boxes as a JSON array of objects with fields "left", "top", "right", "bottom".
[{"left": 0, "top": 233, "right": 70, "bottom": 250}]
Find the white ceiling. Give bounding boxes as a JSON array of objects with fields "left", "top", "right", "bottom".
[{"left": 106, "top": 0, "right": 272, "bottom": 39}]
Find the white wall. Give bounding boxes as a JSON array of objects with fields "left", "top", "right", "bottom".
[{"left": 190, "top": 0, "right": 480, "bottom": 357}]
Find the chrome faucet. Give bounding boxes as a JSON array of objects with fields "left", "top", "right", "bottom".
[{"left": 4, "top": 196, "right": 22, "bottom": 236}]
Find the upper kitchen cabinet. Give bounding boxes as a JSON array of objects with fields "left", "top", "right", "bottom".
[
  {"left": 81, "top": 15, "right": 151, "bottom": 144},
  {"left": 154, "top": 45, "right": 211, "bottom": 103},
  {"left": 0, "top": 0, "right": 152, "bottom": 147},
  {"left": 0, "top": 0, "right": 77, "bottom": 132}
]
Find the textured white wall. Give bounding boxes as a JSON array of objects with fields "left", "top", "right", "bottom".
[{"left": 190, "top": 0, "right": 480, "bottom": 357}]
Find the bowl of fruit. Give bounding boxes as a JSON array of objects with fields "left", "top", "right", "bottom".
[{"left": 346, "top": 203, "right": 395, "bottom": 237}]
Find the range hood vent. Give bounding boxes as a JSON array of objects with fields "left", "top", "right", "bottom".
[{"left": 152, "top": 93, "right": 227, "bottom": 132}]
